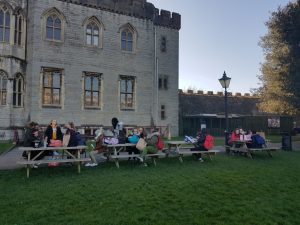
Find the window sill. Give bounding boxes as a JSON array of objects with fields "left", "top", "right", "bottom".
[
  {"left": 42, "top": 104, "right": 62, "bottom": 108},
  {"left": 121, "top": 50, "right": 136, "bottom": 54},
  {"left": 84, "top": 107, "right": 101, "bottom": 110},
  {"left": 85, "top": 44, "right": 103, "bottom": 49},
  {"left": 121, "top": 108, "right": 135, "bottom": 111},
  {"left": 44, "top": 39, "right": 63, "bottom": 44}
]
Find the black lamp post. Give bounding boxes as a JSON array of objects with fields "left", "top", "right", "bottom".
[{"left": 219, "top": 71, "right": 231, "bottom": 146}]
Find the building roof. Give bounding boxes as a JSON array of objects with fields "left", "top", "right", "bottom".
[{"left": 57, "top": 0, "right": 181, "bottom": 29}]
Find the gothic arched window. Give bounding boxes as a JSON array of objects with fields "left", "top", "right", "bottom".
[
  {"left": 0, "top": 5, "right": 11, "bottom": 42},
  {"left": 86, "top": 22, "right": 99, "bottom": 46},
  {"left": 121, "top": 29, "right": 133, "bottom": 51},
  {"left": 46, "top": 14, "right": 61, "bottom": 41},
  {"left": 14, "top": 14, "right": 23, "bottom": 45},
  {"left": 0, "top": 71, "right": 8, "bottom": 105},
  {"left": 13, "top": 74, "right": 24, "bottom": 107}
]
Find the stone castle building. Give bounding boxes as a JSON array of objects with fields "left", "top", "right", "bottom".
[{"left": 0, "top": 0, "right": 181, "bottom": 140}]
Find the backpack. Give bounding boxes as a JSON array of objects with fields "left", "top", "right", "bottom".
[
  {"left": 156, "top": 136, "right": 164, "bottom": 150},
  {"left": 203, "top": 135, "right": 214, "bottom": 150},
  {"left": 128, "top": 135, "right": 139, "bottom": 144},
  {"left": 252, "top": 134, "right": 265, "bottom": 148},
  {"left": 75, "top": 132, "right": 86, "bottom": 146},
  {"left": 184, "top": 135, "right": 197, "bottom": 143},
  {"left": 104, "top": 137, "right": 119, "bottom": 145}
]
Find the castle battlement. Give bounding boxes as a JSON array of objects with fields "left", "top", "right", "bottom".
[
  {"left": 58, "top": 0, "right": 181, "bottom": 29},
  {"left": 179, "top": 89, "right": 259, "bottom": 98}
]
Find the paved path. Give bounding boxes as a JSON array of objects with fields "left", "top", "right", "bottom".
[
  {"left": 0, "top": 146, "right": 23, "bottom": 170},
  {"left": 0, "top": 142, "right": 299, "bottom": 170}
]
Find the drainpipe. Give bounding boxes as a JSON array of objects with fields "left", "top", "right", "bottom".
[
  {"left": 25, "top": 0, "right": 28, "bottom": 62},
  {"left": 154, "top": 26, "right": 159, "bottom": 127},
  {"left": 153, "top": 26, "right": 156, "bottom": 127}
]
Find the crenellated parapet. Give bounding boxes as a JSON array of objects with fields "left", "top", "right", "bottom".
[
  {"left": 57, "top": 0, "right": 181, "bottom": 29},
  {"left": 179, "top": 89, "right": 259, "bottom": 98}
]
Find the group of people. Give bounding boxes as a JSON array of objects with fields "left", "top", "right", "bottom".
[
  {"left": 85, "top": 117, "right": 163, "bottom": 167},
  {"left": 22, "top": 117, "right": 164, "bottom": 168},
  {"left": 228, "top": 128, "right": 266, "bottom": 148},
  {"left": 22, "top": 120, "right": 269, "bottom": 168},
  {"left": 188, "top": 127, "right": 267, "bottom": 162},
  {"left": 22, "top": 119, "right": 84, "bottom": 168}
]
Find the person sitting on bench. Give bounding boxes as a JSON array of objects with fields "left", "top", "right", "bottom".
[
  {"left": 248, "top": 130, "right": 266, "bottom": 148},
  {"left": 85, "top": 128, "right": 107, "bottom": 167},
  {"left": 190, "top": 128, "right": 208, "bottom": 162}
]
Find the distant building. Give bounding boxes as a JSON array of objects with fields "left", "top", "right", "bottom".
[
  {"left": 179, "top": 91, "right": 294, "bottom": 135},
  {"left": 0, "top": 0, "right": 181, "bottom": 140}
]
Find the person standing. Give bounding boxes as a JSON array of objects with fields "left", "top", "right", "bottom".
[{"left": 111, "top": 117, "right": 126, "bottom": 143}]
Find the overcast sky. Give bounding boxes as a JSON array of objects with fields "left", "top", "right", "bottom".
[{"left": 149, "top": 0, "right": 292, "bottom": 94}]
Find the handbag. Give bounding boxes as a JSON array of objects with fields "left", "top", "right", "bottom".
[
  {"left": 48, "top": 162, "right": 59, "bottom": 167},
  {"left": 136, "top": 138, "right": 147, "bottom": 151},
  {"left": 49, "top": 139, "right": 63, "bottom": 147},
  {"left": 128, "top": 135, "right": 139, "bottom": 144},
  {"left": 63, "top": 134, "right": 70, "bottom": 147}
]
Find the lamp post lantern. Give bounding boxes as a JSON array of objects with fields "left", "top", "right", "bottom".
[{"left": 219, "top": 71, "right": 231, "bottom": 146}]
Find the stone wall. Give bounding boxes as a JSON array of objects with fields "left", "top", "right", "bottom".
[
  {"left": 0, "top": 0, "right": 181, "bottom": 140},
  {"left": 0, "top": 0, "right": 27, "bottom": 139},
  {"left": 179, "top": 91, "right": 261, "bottom": 116},
  {"left": 24, "top": 0, "right": 180, "bottom": 135}
]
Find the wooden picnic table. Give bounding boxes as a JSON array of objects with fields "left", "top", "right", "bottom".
[
  {"left": 18, "top": 145, "right": 89, "bottom": 178},
  {"left": 228, "top": 140, "right": 279, "bottom": 159},
  {"left": 103, "top": 143, "right": 166, "bottom": 168},
  {"left": 165, "top": 141, "right": 220, "bottom": 162}
]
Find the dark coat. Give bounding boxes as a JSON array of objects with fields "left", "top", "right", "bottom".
[
  {"left": 45, "top": 125, "right": 63, "bottom": 144},
  {"left": 23, "top": 127, "right": 37, "bottom": 147},
  {"left": 66, "top": 129, "right": 78, "bottom": 147}
]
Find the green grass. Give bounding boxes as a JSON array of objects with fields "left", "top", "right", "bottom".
[
  {"left": 0, "top": 142, "right": 15, "bottom": 155},
  {"left": 266, "top": 135, "right": 300, "bottom": 143},
  {"left": 0, "top": 151, "right": 300, "bottom": 225}
]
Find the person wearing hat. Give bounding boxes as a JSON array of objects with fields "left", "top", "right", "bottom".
[{"left": 85, "top": 128, "right": 107, "bottom": 167}]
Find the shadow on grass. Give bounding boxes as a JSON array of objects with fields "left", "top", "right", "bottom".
[{"left": 0, "top": 152, "right": 300, "bottom": 225}]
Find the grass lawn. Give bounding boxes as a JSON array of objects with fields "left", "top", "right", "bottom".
[
  {"left": 0, "top": 151, "right": 300, "bottom": 225},
  {"left": 0, "top": 142, "right": 15, "bottom": 155}
]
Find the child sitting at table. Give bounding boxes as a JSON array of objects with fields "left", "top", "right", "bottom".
[
  {"left": 22, "top": 122, "right": 47, "bottom": 168},
  {"left": 190, "top": 128, "right": 208, "bottom": 162},
  {"left": 85, "top": 128, "right": 107, "bottom": 167},
  {"left": 127, "top": 128, "right": 140, "bottom": 159},
  {"left": 228, "top": 128, "right": 242, "bottom": 147},
  {"left": 248, "top": 130, "right": 266, "bottom": 148},
  {"left": 138, "top": 128, "right": 160, "bottom": 166}
]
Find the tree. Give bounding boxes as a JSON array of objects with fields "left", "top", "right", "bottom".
[{"left": 258, "top": 0, "right": 300, "bottom": 115}]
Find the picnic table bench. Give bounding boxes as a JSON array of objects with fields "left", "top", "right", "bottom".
[
  {"left": 18, "top": 146, "right": 89, "bottom": 178},
  {"left": 227, "top": 140, "right": 280, "bottom": 159},
  {"left": 165, "top": 141, "right": 220, "bottom": 162},
  {"left": 177, "top": 149, "right": 220, "bottom": 162},
  {"left": 247, "top": 147, "right": 280, "bottom": 158},
  {"left": 103, "top": 143, "right": 166, "bottom": 168}
]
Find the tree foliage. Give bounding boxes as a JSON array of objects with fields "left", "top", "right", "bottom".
[{"left": 258, "top": 0, "right": 300, "bottom": 115}]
